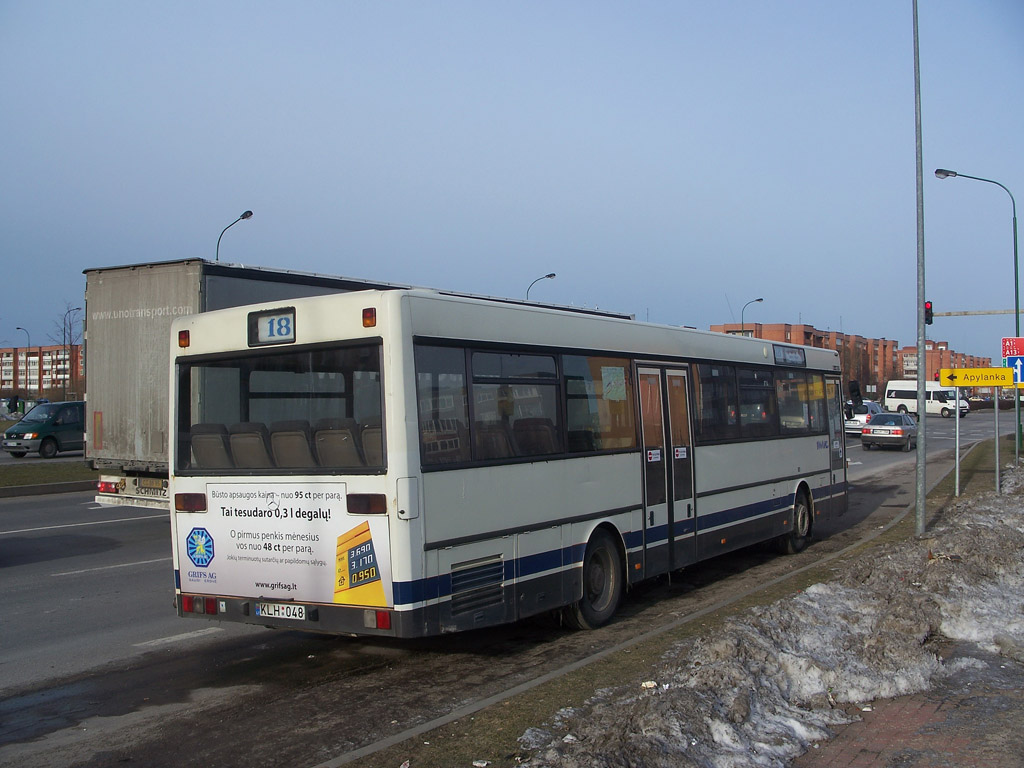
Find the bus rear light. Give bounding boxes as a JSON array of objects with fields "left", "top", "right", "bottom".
[
  {"left": 362, "top": 308, "right": 376, "bottom": 327},
  {"left": 178, "top": 330, "right": 190, "bottom": 348},
  {"left": 181, "top": 595, "right": 218, "bottom": 615},
  {"left": 347, "top": 493, "right": 387, "bottom": 515},
  {"left": 97, "top": 480, "right": 120, "bottom": 494},
  {"left": 175, "top": 493, "right": 208, "bottom": 512},
  {"left": 364, "top": 609, "right": 391, "bottom": 630}
]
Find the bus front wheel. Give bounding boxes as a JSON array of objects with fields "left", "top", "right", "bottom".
[
  {"left": 778, "top": 492, "right": 811, "bottom": 555},
  {"left": 563, "top": 528, "right": 623, "bottom": 630}
]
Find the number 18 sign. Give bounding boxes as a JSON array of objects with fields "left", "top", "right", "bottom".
[{"left": 248, "top": 307, "right": 296, "bottom": 347}]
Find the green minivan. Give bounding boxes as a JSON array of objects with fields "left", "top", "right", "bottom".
[{"left": 2, "top": 400, "right": 85, "bottom": 459}]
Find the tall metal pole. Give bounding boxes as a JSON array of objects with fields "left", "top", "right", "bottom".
[
  {"left": 216, "top": 210, "right": 253, "bottom": 262},
  {"left": 912, "top": 0, "right": 927, "bottom": 536},
  {"left": 741, "top": 297, "right": 764, "bottom": 334},
  {"left": 63, "top": 307, "right": 81, "bottom": 400},
  {"left": 526, "top": 273, "right": 556, "bottom": 300},
  {"left": 934, "top": 169, "right": 1018, "bottom": 461},
  {"left": 15, "top": 327, "right": 31, "bottom": 397}
]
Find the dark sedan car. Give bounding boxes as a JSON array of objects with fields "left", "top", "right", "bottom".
[{"left": 861, "top": 412, "right": 918, "bottom": 451}]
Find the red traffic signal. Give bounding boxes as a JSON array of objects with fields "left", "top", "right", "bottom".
[{"left": 924, "top": 300, "right": 933, "bottom": 325}]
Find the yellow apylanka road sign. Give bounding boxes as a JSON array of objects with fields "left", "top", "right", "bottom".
[{"left": 939, "top": 368, "right": 1013, "bottom": 387}]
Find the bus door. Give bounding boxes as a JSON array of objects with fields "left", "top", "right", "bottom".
[
  {"left": 825, "top": 376, "right": 848, "bottom": 518},
  {"left": 638, "top": 367, "right": 696, "bottom": 577}
]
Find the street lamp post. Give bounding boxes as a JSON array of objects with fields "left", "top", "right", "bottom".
[
  {"left": 935, "top": 168, "right": 1020, "bottom": 458},
  {"left": 740, "top": 297, "right": 764, "bottom": 335},
  {"left": 215, "top": 210, "right": 253, "bottom": 262},
  {"left": 15, "top": 327, "right": 32, "bottom": 397},
  {"left": 63, "top": 307, "right": 81, "bottom": 400},
  {"left": 526, "top": 273, "right": 556, "bottom": 300}
]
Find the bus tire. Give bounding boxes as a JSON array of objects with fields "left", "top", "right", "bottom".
[
  {"left": 897, "top": 405, "right": 908, "bottom": 414},
  {"left": 563, "top": 528, "right": 623, "bottom": 630},
  {"left": 778, "top": 491, "right": 811, "bottom": 555},
  {"left": 39, "top": 438, "right": 58, "bottom": 459},
  {"left": 941, "top": 408, "right": 951, "bottom": 418}
]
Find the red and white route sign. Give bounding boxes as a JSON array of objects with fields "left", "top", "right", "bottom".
[{"left": 1002, "top": 337, "right": 1024, "bottom": 358}]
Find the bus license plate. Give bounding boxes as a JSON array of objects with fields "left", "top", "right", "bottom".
[{"left": 255, "top": 602, "right": 306, "bottom": 621}]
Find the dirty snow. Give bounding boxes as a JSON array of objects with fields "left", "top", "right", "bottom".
[{"left": 519, "top": 466, "right": 1024, "bottom": 767}]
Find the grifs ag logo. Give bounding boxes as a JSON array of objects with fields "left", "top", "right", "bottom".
[{"left": 186, "top": 527, "right": 215, "bottom": 567}]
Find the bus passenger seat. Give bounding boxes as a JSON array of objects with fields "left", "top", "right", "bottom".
[
  {"left": 473, "top": 422, "right": 516, "bottom": 459},
  {"left": 191, "top": 423, "right": 234, "bottom": 469},
  {"left": 513, "top": 417, "right": 560, "bottom": 456},
  {"left": 228, "top": 422, "right": 275, "bottom": 468},
  {"left": 313, "top": 418, "right": 364, "bottom": 467},
  {"left": 361, "top": 423, "right": 383, "bottom": 465},
  {"left": 270, "top": 420, "right": 317, "bottom": 468}
]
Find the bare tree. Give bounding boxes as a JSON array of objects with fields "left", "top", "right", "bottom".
[{"left": 45, "top": 301, "right": 84, "bottom": 400}]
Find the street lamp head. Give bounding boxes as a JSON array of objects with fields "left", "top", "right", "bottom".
[
  {"left": 241, "top": 210, "right": 253, "bottom": 220},
  {"left": 526, "top": 272, "right": 557, "bottom": 300},
  {"left": 754, "top": 297, "right": 764, "bottom": 303},
  {"left": 935, "top": 169, "right": 958, "bottom": 179}
]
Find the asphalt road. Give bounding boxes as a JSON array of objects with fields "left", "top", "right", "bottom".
[{"left": 0, "top": 492, "right": 266, "bottom": 695}]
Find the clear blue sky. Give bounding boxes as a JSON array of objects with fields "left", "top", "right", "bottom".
[{"left": 1, "top": 1, "right": 1021, "bottom": 360}]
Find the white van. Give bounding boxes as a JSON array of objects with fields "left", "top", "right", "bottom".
[{"left": 883, "top": 380, "right": 969, "bottom": 418}]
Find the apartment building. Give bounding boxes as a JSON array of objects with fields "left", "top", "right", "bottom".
[{"left": 1, "top": 343, "right": 84, "bottom": 401}]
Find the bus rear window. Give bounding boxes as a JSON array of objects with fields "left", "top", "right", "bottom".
[{"left": 176, "top": 344, "right": 383, "bottom": 473}]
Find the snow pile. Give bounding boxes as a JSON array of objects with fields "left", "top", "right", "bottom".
[{"left": 519, "top": 469, "right": 1024, "bottom": 767}]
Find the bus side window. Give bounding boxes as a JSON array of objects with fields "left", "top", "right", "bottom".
[{"left": 415, "top": 345, "right": 471, "bottom": 466}]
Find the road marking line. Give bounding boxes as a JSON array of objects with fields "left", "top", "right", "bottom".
[
  {"left": 52, "top": 557, "right": 172, "bottom": 577},
  {"left": 0, "top": 513, "right": 166, "bottom": 536},
  {"left": 133, "top": 627, "right": 225, "bottom": 648}
]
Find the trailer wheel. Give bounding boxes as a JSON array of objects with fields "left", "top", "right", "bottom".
[
  {"left": 39, "top": 438, "right": 58, "bottom": 459},
  {"left": 778, "top": 491, "right": 811, "bottom": 555},
  {"left": 563, "top": 528, "right": 623, "bottom": 630}
]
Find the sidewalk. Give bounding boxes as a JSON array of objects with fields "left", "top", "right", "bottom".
[{"left": 793, "top": 641, "right": 1024, "bottom": 767}]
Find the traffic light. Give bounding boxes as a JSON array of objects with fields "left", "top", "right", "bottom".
[{"left": 924, "top": 300, "right": 933, "bottom": 325}]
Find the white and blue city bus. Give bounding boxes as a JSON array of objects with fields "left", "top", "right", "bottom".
[{"left": 169, "top": 289, "right": 846, "bottom": 637}]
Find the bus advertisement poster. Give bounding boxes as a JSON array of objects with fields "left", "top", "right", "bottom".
[{"left": 179, "top": 483, "right": 393, "bottom": 606}]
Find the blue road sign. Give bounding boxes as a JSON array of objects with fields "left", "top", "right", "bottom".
[{"left": 1006, "top": 356, "right": 1024, "bottom": 385}]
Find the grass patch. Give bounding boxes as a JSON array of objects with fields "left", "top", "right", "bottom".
[{"left": 0, "top": 460, "right": 97, "bottom": 488}]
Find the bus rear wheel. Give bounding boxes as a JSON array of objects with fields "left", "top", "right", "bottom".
[
  {"left": 563, "top": 528, "right": 623, "bottom": 630},
  {"left": 778, "top": 491, "right": 811, "bottom": 555}
]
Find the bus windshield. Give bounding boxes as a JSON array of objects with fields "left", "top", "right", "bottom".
[{"left": 176, "top": 343, "right": 383, "bottom": 473}]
